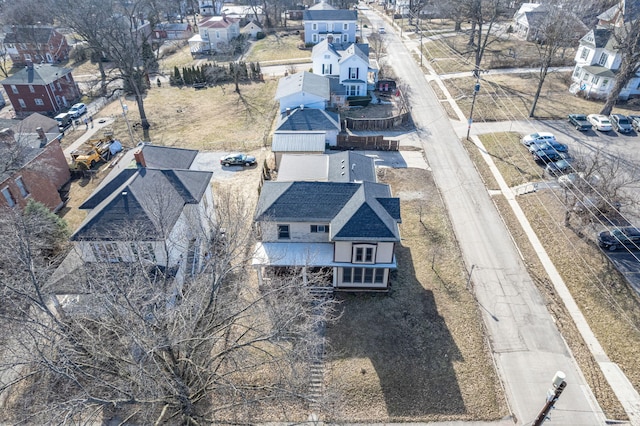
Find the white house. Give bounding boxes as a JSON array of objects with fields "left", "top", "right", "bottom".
[
  {"left": 275, "top": 71, "right": 330, "bottom": 113},
  {"left": 70, "top": 145, "right": 215, "bottom": 284},
  {"left": 303, "top": 9, "right": 358, "bottom": 45},
  {"left": 242, "top": 20, "right": 263, "bottom": 39},
  {"left": 253, "top": 180, "right": 401, "bottom": 291},
  {"left": 570, "top": 0, "right": 640, "bottom": 100},
  {"left": 188, "top": 14, "right": 240, "bottom": 54}
]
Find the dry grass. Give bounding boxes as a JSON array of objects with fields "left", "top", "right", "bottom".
[
  {"left": 463, "top": 139, "right": 640, "bottom": 420},
  {"left": 323, "top": 168, "right": 507, "bottom": 422},
  {"left": 93, "top": 80, "right": 278, "bottom": 150},
  {"left": 245, "top": 33, "right": 310, "bottom": 63}
]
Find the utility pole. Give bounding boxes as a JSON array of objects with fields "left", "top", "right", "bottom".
[
  {"left": 466, "top": 67, "right": 481, "bottom": 141},
  {"left": 533, "top": 371, "right": 567, "bottom": 426}
]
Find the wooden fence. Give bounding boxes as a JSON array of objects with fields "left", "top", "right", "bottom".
[
  {"left": 336, "top": 134, "right": 399, "bottom": 151},
  {"left": 342, "top": 112, "right": 411, "bottom": 131}
]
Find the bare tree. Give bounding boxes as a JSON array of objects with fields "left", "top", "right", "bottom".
[
  {"left": 0, "top": 189, "right": 336, "bottom": 424},
  {"left": 465, "top": 0, "right": 510, "bottom": 76},
  {"left": 599, "top": 2, "right": 640, "bottom": 115},
  {"left": 50, "top": 0, "right": 156, "bottom": 140},
  {"left": 529, "top": 5, "right": 582, "bottom": 117}
]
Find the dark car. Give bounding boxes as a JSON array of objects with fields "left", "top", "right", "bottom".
[
  {"left": 545, "top": 158, "right": 574, "bottom": 177},
  {"left": 598, "top": 227, "right": 640, "bottom": 251},
  {"left": 610, "top": 113, "right": 633, "bottom": 133},
  {"left": 532, "top": 147, "right": 563, "bottom": 163},
  {"left": 568, "top": 114, "right": 591, "bottom": 131},
  {"left": 527, "top": 140, "right": 568, "bottom": 153},
  {"left": 220, "top": 153, "right": 257, "bottom": 167},
  {"left": 628, "top": 115, "right": 640, "bottom": 131}
]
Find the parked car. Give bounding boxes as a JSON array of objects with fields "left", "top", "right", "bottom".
[
  {"left": 55, "top": 112, "right": 73, "bottom": 131},
  {"left": 558, "top": 172, "right": 600, "bottom": 188},
  {"left": 610, "top": 113, "right": 633, "bottom": 133},
  {"left": 532, "top": 147, "right": 563, "bottom": 163},
  {"left": 378, "top": 27, "right": 386, "bottom": 34},
  {"left": 568, "top": 114, "right": 591, "bottom": 131},
  {"left": 598, "top": 227, "right": 640, "bottom": 251},
  {"left": 68, "top": 103, "right": 87, "bottom": 118},
  {"left": 628, "top": 115, "right": 640, "bottom": 131},
  {"left": 545, "top": 158, "right": 574, "bottom": 176},
  {"left": 527, "top": 140, "right": 568, "bottom": 153},
  {"left": 220, "top": 153, "right": 256, "bottom": 167},
  {"left": 587, "top": 114, "right": 612, "bottom": 131},
  {"left": 521, "top": 131, "right": 556, "bottom": 147}
]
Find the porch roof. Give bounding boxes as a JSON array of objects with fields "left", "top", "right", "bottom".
[{"left": 252, "top": 242, "right": 397, "bottom": 268}]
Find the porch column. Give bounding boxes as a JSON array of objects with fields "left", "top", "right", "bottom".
[
  {"left": 302, "top": 266, "right": 308, "bottom": 285},
  {"left": 256, "top": 266, "right": 264, "bottom": 287}
]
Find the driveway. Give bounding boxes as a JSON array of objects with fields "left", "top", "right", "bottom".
[{"left": 191, "top": 152, "right": 259, "bottom": 179}]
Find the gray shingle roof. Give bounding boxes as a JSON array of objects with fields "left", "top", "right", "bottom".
[
  {"left": 339, "top": 43, "right": 368, "bottom": 64},
  {"left": 276, "top": 108, "right": 340, "bottom": 131},
  {"left": 139, "top": 144, "right": 198, "bottom": 169},
  {"left": 71, "top": 168, "right": 212, "bottom": 241},
  {"left": 255, "top": 181, "right": 400, "bottom": 241},
  {"left": 3, "top": 26, "right": 56, "bottom": 44},
  {"left": 303, "top": 9, "right": 357, "bottom": 21},
  {"left": 1, "top": 64, "right": 72, "bottom": 85},
  {"left": 327, "top": 151, "right": 376, "bottom": 182},
  {"left": 275, "top": 71, "right": 330, "bottom": 101}
]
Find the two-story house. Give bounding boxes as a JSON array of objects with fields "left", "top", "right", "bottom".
[
  {"left": 2, "top": 26, "right": 71, "bottom": 66},
  {"left": 0, "top": 126, "right": 69, "bottom": 212},
  {"left": 188, "top": 14, "right": 241, "bottom": 54},
  {"left": 303, "top": 9, "right": 358, "bottom": 45},
  {"left": 70, "top": 145, "right": 215, "bottom": 284},
  {"left": 311, "top": 37, "right": 378, "bottom": 99},
  {"left": 0, "top": 63, "right": 81, "bottom": 117},
  {"left": 570, "top": 1, "right": 640, "bottom": 100},
  {"left": 253, "top": 179, "right": 401, "bottom": 291}
]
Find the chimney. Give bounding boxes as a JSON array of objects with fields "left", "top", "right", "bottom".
[
  {"left": 134, "top": 149, "right": 146, "bottom": 168},
  {"left": 222, "top": 12, "right": 227, "bottom": 22},
  {"left": 25, "top": 59, "right": 33, "bottom": 69},
  {"left": 327, "top": 34, "right": 334, "bottom": 44},
  {"left": 300, "top": 104, "right": 304, "bottom": 110},
  {"left": 286, "top": 107, "right": 291, "bottom": 116},
  {"left": 36, "top": 126, "right": 46, "bottom": 141},
  {"left": 0, "top": 128, "right": 16, "bottom": 151}
]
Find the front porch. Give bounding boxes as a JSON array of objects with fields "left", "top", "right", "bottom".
[{"left": 252, "top": 242, "right": 397, "bottom": 291}]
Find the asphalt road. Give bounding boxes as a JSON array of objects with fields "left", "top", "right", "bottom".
[{"left": 362, "top": 8, "right": 606, "bottom": 425}]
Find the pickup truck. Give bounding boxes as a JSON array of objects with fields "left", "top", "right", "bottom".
[{"left": 568, "top": 114, "right": 591, "bottom": 131}]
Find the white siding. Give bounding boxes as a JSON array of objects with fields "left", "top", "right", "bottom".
[
  {"left": 376, "top": 242, "right": 394, "bottom": 263},
  {"left": 279, "top": 92, "right": 327, "bottom": 112},
  {"left": 261, "top": 221, "right": 331, "bottom": 243},
  {"left": 334, "top": 241, "right": 352, "bottom": 262}
]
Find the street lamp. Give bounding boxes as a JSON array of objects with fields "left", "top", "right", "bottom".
[{"left": 533, "top": 371, "right": 567, "bottom": 426}]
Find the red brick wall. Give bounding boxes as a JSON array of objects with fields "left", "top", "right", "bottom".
[{"left": 0, "top": 138, "right": 70, "bottom": 211}]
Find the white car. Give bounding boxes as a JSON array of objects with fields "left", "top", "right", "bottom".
[
  {"left": 587, "top": 114, "right": 612, "bottom": 131},
  {"left": 378, "top": 27, "right": 386, "bottom": 34},
  {"left": 68, "top": 102, "right": 87, "bottom": 118},
  {"left": 521, "top": 131, "right": 556, "bottom": 147}
]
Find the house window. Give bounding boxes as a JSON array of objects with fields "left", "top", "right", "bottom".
[
  {"left": 352, "top": 244, "right": 376, "bottom": 263},
  {"left": 277, "top": 224, "right": 290, "bottom": 239},
  {"left": 15, "top": 177, "right": 28, "bottom": 198},
  {"left": 216, "top": 31, "right": 220, "bottom": 39},
  {"left": 24, "top": 53, "right": 31, "bottom": 61},
  {"left": 130, "top": 242, "right": 156, "bottom": 262},
  {"left": 598, "top": 52, "right": 608, "bottom": 66},
  {"left": 322, "top": 63, "right": 332, "bottom": 74},
  {"left": 603, "top": 79, "right": 609, "bottom": 87},
  {"left": 573, "top": 67, "right": 581, "bottom": 77},
  {"left": 34, "top": 98, "right": 44, "bottom": 106},
  {"left": 18, "top": 99, "right": 26, "bottom": 108},
  {"left": 342, "top": 267, "right": 385, "bottom": 284},
  {"left": 10, "top": 85, "right": 18, "bottom": 94},
  {"left": 310, "top": 225, "right": 329, "bottom": 233},
  {"left": 347, "top": 85, "right": 359, "bottom": 96},
  {"left": 328, "top": 23, "right": 333, "bottom": 31},
  {"left": 312, "top": 23, "right": 318, "bottom": 30},
  {"left": 28, "top": 85, "right": 35, "bottom": 93},
  {"left": 324, "top": 54, "right": 330, "bottom": 59},
  {"left": 312, "top": 34, "right": 318, "bottom": 43},
  {"left": 580, "top": 47, "right": 589, "bottom": 60},
  {"left": 91, "top": 242, "right": 123, "bottom": 262},
  {"left": 65, "top": 74, "right": 71, "bottom": 82},
  {"left": 349, "top": 67, "right": 358, "bottom": 79},
  {"left": 343, "top": 34, "right": 348, "bottom": 42},
  {"left": 592, "top": 76, "right": 600, "bottom": 84},
  {"left": 1, "top": 187, "right": 15, "bottom": 207},
  {"left": 343, "top": 23, "right": 348, "bottom": 31},
  {"left": 57, "top": 82, "right": 62, "bottom": 91}
]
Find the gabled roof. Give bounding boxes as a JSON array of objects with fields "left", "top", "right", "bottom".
[
  {"left": 303, "top": 9, "right": 358, "bottom": 21},
  {"left": 1, "top": 64, "right": 72, "bottom": 86},
  {"left": 339, "top": 43, "right": 369, "bottom": 64},
  {"left": 327, "top": 151, "right": 376, "bottom": 182},
  {"left": 71, "top": 145, "right": 211, "bottom": 242},
  {"left": 198, "top": 15, "right": 240, "bottom": 29},
  {"left": 598, "top": 1, "right": 640, "bottom": 26},
  {"left": 255, "top": 181, "right": 400, "bottom": 241},
  {"left": 312, "top": 39, "right": 370, "bottom": 59},
  {"left": 276, "top": 108, "right": 340, "bottom": 131},
  {"left": 275, "top": 71, "right": 330, "bottom": 101},
  {"left": 11, "top": 113, "right": 58, "bottom": 134},
  {"left": 580, "top": 28, "right": 612, "bottom": 49},
  {"left": 3, "top": 26, "right": 57, "bottom": 44}
]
